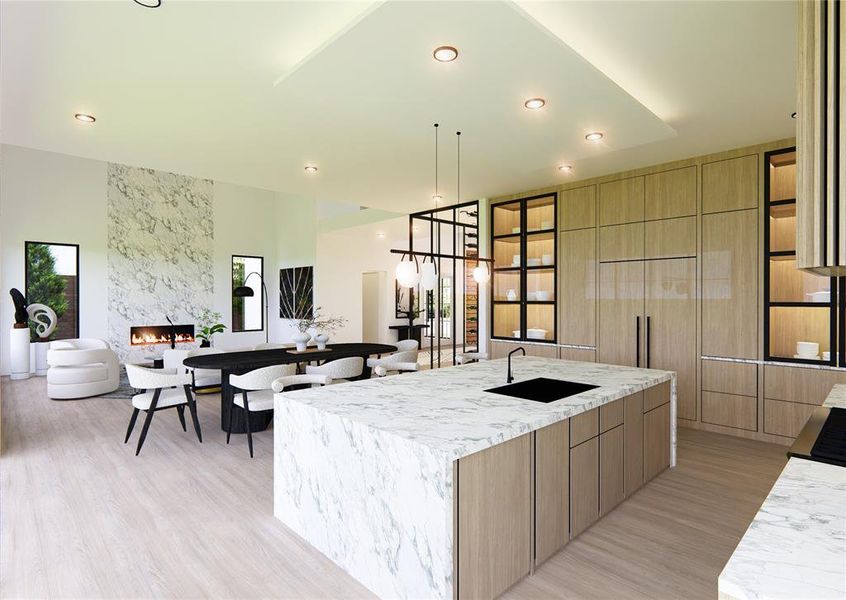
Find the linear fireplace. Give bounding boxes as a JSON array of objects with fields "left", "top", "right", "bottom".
[{"left": 130, "top": 324, "right": 195, "bottom": 346}]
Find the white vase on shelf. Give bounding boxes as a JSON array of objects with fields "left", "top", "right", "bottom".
[{"left": 292, "top": 331, "right": 311, "bottom": 352}]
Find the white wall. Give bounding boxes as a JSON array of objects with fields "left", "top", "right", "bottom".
[{"left": 0, "top": 144, "right": 318, "bottom": 373}]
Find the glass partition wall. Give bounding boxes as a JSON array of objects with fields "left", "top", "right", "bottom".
[
  {"left": 764, "top": 148, "right": 842, "bottom": 365},
  {"left": 406, "top": 201, "right": 480, "bottom": 369}
]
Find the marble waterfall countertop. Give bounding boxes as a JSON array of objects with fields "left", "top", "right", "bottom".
[
  {"left": 275, "top": 356, "right": 674, "bottom": 461},
  {"left": 718, "top": 386, "right": 846, "bottom": 600}
]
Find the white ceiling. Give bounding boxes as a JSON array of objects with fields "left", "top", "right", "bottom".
[{"left": 0, "top": 1, "right": 796, "bottom": 212}]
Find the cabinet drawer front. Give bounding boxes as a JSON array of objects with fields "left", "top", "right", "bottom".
[
  {"left": 600, "top": 399, "right": 625, "bottom": 432},
  {"left": 599, "top": 222, "right": 644, "bottom": 262},
  {"left": 763, "top": 365, "right": 846, "bottom": 405},
  {"left": 702, "top": 361, "right": 757, "bottom": 397},
  {"left": 560, "top": 185, "right": 596, "bottom": 231},
  {"left": 645, "top": 166, "right": 697, "bottom": 220},
  {"left": 643, "top": 381, "right": 671, "bottom": 412},
  {"left": 599, "top": 177, "right": 645, "bottom": 226},
  {"left": 701, "top": 391, "right": 757, "bottom": 431},
  {"left": 702, "top": 155, "right": 758, "bottom": 214},
  {"left": 644, "top": 216, "right": 697, "bottom": 259},
  {"left": 569, "top": 408, "right": 599, "bottom": 447},
  {"left": 599, "top": 425, "right": 625, "bottom": 516},
  {"left": 569, "top": 437, "right": 599, "bottom": 537},
  {"left": 763, "top": 398, "right": 818, "bottom": 439}
]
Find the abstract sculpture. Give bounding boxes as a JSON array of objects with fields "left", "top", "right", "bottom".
[
  {"left": 27, "top": 303, "right": 58, "bottom": 339},
  {"left": 9, "top": 288, "right": 29, "bottom": 328}
]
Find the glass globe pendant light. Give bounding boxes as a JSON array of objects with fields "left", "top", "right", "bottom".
[
  {"left": 395, "top": 254, "right": 420, "bottom": 288},
  {"left": 420, "top": 256, "right": 438, "bottom": 290}
]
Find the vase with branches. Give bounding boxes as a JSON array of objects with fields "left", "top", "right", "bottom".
[{"left": 292, "top": 307, "right": 347, "bottom": 351}]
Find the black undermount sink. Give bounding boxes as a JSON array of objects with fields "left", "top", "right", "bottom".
[{"left": 485, "top": 377, "right": 599, "bottom": 404}]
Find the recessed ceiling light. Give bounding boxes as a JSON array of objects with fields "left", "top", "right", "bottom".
[
  {"left": 376, "top": 232, "right": 386, "bottom": 239},
  {"left": 558, "top": 164, "right": 573, "bottom": 173},
  {"left": 432, "top": 194, "right": 443, "bottom": 203},
  {"left": 304, "top": 165, "right": 318, "bottom": 173},
  {"left": 74, "top": 113, "right": 96, "bottom": 123},
  {"left": 433, "top": 46, "right": 458, "bottom": 62},
  {"left": 791, "top": 112, "right": 797, "bottom": 119},
  {"left": 524, "top": 98, "right": 546, "bottom": 110},
  {"left": 585, "top": 131, "right": 604, "bottom": 141}
]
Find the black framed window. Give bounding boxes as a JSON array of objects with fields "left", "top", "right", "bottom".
[
  {"left": 232, "top": 255, "right": 264, "bottom": 332},
  {"left": 24, "top": 241, "right": 80, "bottom": 340}
]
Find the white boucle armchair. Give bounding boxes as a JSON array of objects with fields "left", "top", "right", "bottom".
[{"left": 46, "top": 338, "right": 120, "bottom": 400}]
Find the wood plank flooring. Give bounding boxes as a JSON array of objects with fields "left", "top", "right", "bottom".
[{"left": 0, "top": 376, "right": 787, "bottom": 599}]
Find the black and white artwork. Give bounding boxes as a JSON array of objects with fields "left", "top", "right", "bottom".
[{"left": 280, "top": 266, "right": 313, "bottom": 319}]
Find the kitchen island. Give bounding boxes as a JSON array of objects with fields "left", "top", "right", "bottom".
[{"left": 273, "top": 356, "right": 676, "bottom": 599}]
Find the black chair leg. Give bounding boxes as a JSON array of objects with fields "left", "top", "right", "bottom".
[
  {"left": 135, "top": 389, "right": 160, "bottom": 456},
  {"left": 242, "top": 391, "right": 253, "bottom": 458},
  {"left": 184, "top": 385, "right": 202, "bottom": 443},
  {"left": 226, "top": 389, "right": 235, "bottom": 444},
  {"left": 124, "top": 408, "right": 140, "bottom": 443},
  {"left": 176, "top": 406, "right": 187, "bottom": 431}
]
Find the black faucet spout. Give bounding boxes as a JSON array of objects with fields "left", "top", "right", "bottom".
[{"left": 507, "top": 347, "right": 526, "bottom": 383}]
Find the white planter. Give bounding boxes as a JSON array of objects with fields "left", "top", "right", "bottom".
[
  {"left": 293, "top": 332, "right": 311, "bottom": 352},
  {"left": 10, "top": 327, "right": 31, "bottom": 380},
  {"left": 314, "top": 333, "right": 329, "bottom": 350},
  {"left": 33, "top": 341, "right": 50, "bottom": 376}
]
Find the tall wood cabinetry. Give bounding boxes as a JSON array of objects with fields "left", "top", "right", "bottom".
[
  {"left": 596, "top": 168, "right": 697, "bottom": 422},
  {"left": 489, "top": 138, "right": 846, "bottom": 446}
]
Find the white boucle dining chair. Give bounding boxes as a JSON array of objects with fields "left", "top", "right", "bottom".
[
  {"left": 367, "top": 349, "right": 420, "bottom": 370},
  {"left": 124, "top": 364, "right": 202, "bottom": 456},
  {"left": 372, "top": 361, "right": 420, "bottom": 377},
  {"left": 227, "top": 363, "right": 297, "bottom": 457},
  {"left": 305, "top": 356, "right": 364, "bottom": 383}
]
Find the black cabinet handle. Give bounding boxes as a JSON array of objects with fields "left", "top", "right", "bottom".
[
  {"left": 635, "top": 316, "right": 641, "bottom": 367},
  {"left": 646, "top": 316, "right": 651, "bottom": 368}
]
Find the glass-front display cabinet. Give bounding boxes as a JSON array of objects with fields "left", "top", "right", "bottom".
[
  {"left": 764, "top": 148, "right": 839, "bottom": 364},
  {"left": 491, "top": 193, "right": 557, "bottom": 343}
]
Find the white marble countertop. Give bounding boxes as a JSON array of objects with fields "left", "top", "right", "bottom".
[
  {"left": 719, "top": 384, "right": 846, "bottom": 600},
  {"left": 276, "top": 356, "right": 673, "bottom": 460},
  {"left": 719, "top": 458, "right": 846, "bottom": 600}
]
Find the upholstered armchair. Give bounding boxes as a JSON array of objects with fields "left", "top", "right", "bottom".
[
  {"left": 46, "top": 339, "right": 120, "bottom": 400},
  {"left": 305, "top": 356, "right": 364, "bottom": 384},
  {"left": 227, "top": 363, "right": 297, "bottom": 457}
]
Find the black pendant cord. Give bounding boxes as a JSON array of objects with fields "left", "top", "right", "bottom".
[{"left": 456, "top": 131, "right": 461, "bottom": 203}]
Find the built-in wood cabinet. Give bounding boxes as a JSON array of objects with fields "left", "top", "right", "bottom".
[
  {"left": 644, "top": 216, "right": 697, "bottom": 260},
  {"left": 598, "top": 260, "right": 695, "bottom": 420},
  {"left": 644, "top": 401, "right": 671, "bottom": 482},
  {"left": 599, "top": 222, "right": 644, "bottom": 262},
  {"left": 762, "top": 365, "right": 846, "bottom": 437},
  {"left": 560, "top": 185, "right": 596, "bottom": 231},
  {"left": 702, "top": 155, "right": 758, "bottom": 214},
  {"left": 456, "top": 434, "right": 532, "bottom": 600},
  {"left": 624, "top": 392, "right": 644, "bottom": 496},
  {"left": 599, "top": 177, "right": 644, "bottom": 226},
  {"left": 559, "top": 229, "right": 596, "bottom": 346},
  {"left": 645, "top": 166, "right": 697, "bottom": 220},
  {"left": 599, "top": 425, "right": 625, "bottom": 516},
  {"left": 489, "top": 340, "right": 559, "bottom": 360},
  {"left": 534, "top": 420, "right": 569, "bottom": 565},
  {"left": 701, "top": 209, "right": 758, "bottom": 359},
  {"left": 569, "top": 436, "right": 599, "bottom": 538}
]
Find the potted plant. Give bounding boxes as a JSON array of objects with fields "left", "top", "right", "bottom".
[
  {"left": 295, "top": 307, "right": 347, "bottom": 351},
  {"left": 196, "top": 309, "right": 226, "bottom": 347}
]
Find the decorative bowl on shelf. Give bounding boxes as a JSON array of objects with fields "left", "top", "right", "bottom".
[
  {"left": 527, "top": 328, "right": 547, "bottom": 340},
  {"left": 512, "top": 254, "right": 521, "bottom": 266},
  {"left": 535, "top": 290, "right": 551, "bottom": 301},
  {"left": 512, "top": 330, "right": 522, "bottom": 338},
  {"left": 527, "top": 258, "right": 542, "bottom": 266},
  {"left": 527, "top": 291, "right": 537, "bottom": 301},
  {"left": 541, "top": 254, "right": 554, "bottom": 265}
]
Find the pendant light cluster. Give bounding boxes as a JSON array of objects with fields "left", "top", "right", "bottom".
[{"left": 394, "top": 125, "right": 492, "bottom": 289}]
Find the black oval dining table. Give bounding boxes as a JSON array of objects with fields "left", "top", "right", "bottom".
[{"left": 183, "top": 342, "right": 397, "bottom": 433}]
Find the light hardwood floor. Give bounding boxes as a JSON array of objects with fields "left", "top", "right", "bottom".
[{"left": 0, "top": 376, "right": 788, "bottom": 599}]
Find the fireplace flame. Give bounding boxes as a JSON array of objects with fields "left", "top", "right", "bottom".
[{"left": 130, "top": 325, "right": 195, "bottom": 346}]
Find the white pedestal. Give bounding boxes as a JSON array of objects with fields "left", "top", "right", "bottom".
[
  {"left": 33, "top": 341, "right": 50, "bottom": 376},
  {"left": 10, "top": 327, "right": 31, "bottom": 380}
]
